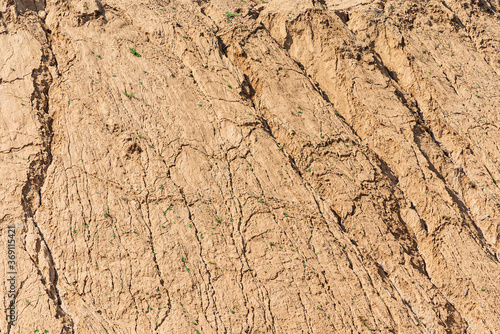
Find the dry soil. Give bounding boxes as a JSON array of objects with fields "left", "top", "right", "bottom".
[{"left": 1, "top": 0, "right": 500, "bottom": 333}]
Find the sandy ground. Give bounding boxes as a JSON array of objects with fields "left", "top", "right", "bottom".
[{"left": 0, "top": 0, "right": 499, "bottom": 332}]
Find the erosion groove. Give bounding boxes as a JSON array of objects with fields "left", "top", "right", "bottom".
[{"left": 0, "top": 0, "right": 499, "bottom": 333}]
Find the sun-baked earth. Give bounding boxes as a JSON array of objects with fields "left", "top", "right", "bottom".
[{"left": 1, "top": 0, "right": 500, "bottom": 333}]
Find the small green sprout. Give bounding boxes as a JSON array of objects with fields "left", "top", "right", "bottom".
[{"left": 129, "top": 48, "right": 141, "bottom": 57}]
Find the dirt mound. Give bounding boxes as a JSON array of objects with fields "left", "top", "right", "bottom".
[{"left": 1, "top": 0, "right": 499, "bottom": 332}]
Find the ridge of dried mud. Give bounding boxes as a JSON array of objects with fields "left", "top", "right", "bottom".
[{"left": 0, "top": 0, "right": 499, "bottom": 333}]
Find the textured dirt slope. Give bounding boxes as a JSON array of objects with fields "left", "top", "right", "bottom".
[{"left": 1, "top": 0, "right": 500, "bottom": 332}]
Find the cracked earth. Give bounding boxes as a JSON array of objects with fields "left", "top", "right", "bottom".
[{"left": 1, "top": 0, "right": 500, "bottom": 333}]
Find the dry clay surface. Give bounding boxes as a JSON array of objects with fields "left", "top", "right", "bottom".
[{"left": 1, "top": 0, "right": 500, "bottom": 333}]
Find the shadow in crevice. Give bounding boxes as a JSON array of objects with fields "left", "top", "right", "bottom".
[{"left": 413, "top": 127, "right": 488, "bottom": 244}]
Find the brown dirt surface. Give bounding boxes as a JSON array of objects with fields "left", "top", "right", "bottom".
[{"left": 1, "top": 0, "right": 500, "bottom": 333}]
